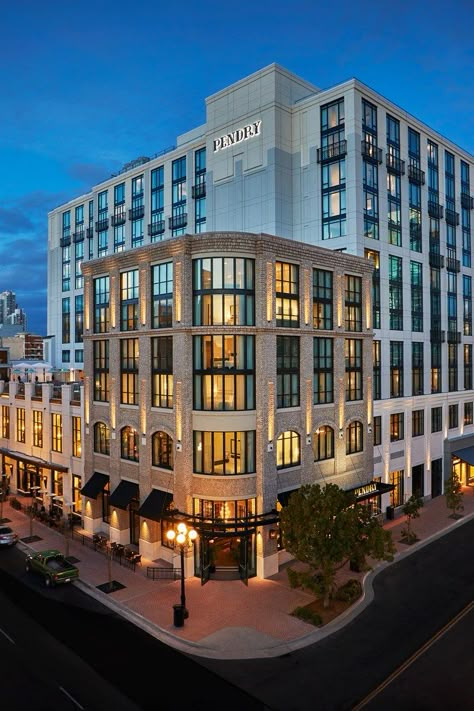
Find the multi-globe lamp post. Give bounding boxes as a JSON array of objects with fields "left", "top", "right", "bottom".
[{"left": 166, "top": 522, "right": 197, "bottom": 623}]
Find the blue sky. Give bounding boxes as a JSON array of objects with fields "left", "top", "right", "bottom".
[{"left": 1, "top": 0, "right": 473, "bottom": 335}]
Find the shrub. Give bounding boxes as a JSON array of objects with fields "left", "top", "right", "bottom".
[
  {"left": 335, "top": 578, "right": 363, "bottom": 603},
  {"left": 286, "top": 567, "right": 301, "bottom": 589},
  {"left": 9, "top": 496, "right": 22, "bottom": 510},
  {"left": 291, "top": 606, "right": 322, "bottom": 626}
]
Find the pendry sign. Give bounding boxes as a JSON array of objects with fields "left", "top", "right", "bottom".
[{"left": 213, "top": 120, "right": 262, "bottom": 152}]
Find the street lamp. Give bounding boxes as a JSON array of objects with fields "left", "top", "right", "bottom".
[{"left": 166, "top": 522, "right": 197, "bottom": 621}]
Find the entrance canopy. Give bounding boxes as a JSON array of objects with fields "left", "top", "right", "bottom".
[
  {"left": 348, "top": 480, "right": 395, "bottom": 502},
  {"left": 0, "top": 448, "right": 68, "bottom": 472},
  {"left": 138, "top": 488, "right": 173, "bottom": 522},
  {"left": 109, "top": 479, "right": 139, "bottom": 510},
  {"left": 453, "top": 446, "right": 474, "bottom": 466},
  {"left": 80, "top": 472, "right": 109, "bottom": 499}
]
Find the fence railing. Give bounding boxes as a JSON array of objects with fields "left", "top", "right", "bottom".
[{"left": 146, "top": 566, "right": 181, "bottom": 580}]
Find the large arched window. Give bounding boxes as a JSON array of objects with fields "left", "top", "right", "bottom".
[
  {"left": 346, "top": 421, "right": 363, "bottom": 454},
  {"left": 121, "top": 426, "right": 139, "bottom": 462},
  {"left": 313, "top": 425, "right": 334, "bottom": 461},
  {"left": 276, "top": 430, "right": 300, "bottom": 470},
  {"left": 94, "top": 422, "right": 110, "bottom": 455},
  {"left": 152, "top": 431, "right": 174, "bottom": 470}
]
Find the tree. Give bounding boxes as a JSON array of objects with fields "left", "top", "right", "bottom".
[
  {"left": 444, "top": 471, "right": 464, "bottom": 519},
  {"left": 401, "top": 494, "right": 423, "bottom": 543},
  {"left": 280, "top": 483, "right": 395, "bottom": 608}
]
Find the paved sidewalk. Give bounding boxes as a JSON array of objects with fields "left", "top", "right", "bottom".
[{"left": 3, "top": 489, "right": 474, "bottom": 660}]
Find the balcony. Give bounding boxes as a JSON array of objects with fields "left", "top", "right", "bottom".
[
  {"left": 317, "top": 140, "right": 347, "bottom": 163},
  {"left": 429, "top": 252, "right": 445, "bottom": 269},
  {"left": 148, "top": 220, "right": 165, "bottom": 237},
  {"left": 168, "top": 213, "right": 188, "bottom": 230},
  {"left": 361, "top": 141, "right": 382, "bottom": 163},
  {"left": 192, "top": 181, "right": 207, "bottom": 199},
  {"left": 410, "top": 223, "right": 422, "bottom": 240},
  {"left": 60, "top": 235, "right": 71, "bottom": 247},
  {"left": 447, "top": 330, "right": 462, "bottom": 344},
  {"left": 461, "top": 192, "right": 474, "bottom": 210},
  {"left": 430, "top": 328, "right": 445, "bottom": 343},
  {"left": 428, "top": 201, "right": 444, "bottom": 219},
  {"left": 446, "top": 256, "right": 461, "bottom": 273},
  {"left": 111, "top": 212, "right": 127, "bottom": 227},
  {"left": 86, "top": 226, "right": 94, "bottom": 239},
  {"left": 73, "top": 230, "right": 85, "bottom": 243},
  {"left": 408, "top": 165, "right": 425, "bottom": 185},
  {"left": 95, "top": 218, "right": 109, "bottom": 232},
  {"left": 386, "top": 154, "right": 405, "bottom": 175},
  {"left": 129, "top": 206, "right": 145, "bottom": 221},
  {"left": 445, "top": 208, "right": 460, "bottom": 226}
]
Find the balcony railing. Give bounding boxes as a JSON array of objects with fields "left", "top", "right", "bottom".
[
  {"left": 317, "top": 140, "right": 347, "bottom": 163},
  {"left": 445, "top": 208, "right": 460, "bottom": 226},
  {"left": 461, "top": 192, "right": 474, "bottom": 210},
  {"left": 446, "top": 256, "right": 461, "bottom": 273},
  {"left": 73, "top": 230, "right": 85, "bottom": 243},
  {"left": 168, "top": 213, "right": 188, "bottom": 230},
  {"left": 430, "top": 328, "right": 445, "bottom": 343},
  {"left": 447, "top": 330, "right": 462, "bottom": 344},
  {"left": 408, "top": 165, "right": 425, "bottom": 185},
  {"left": 361, "top": 141, "right": 383, "bottom": 163},
  {"left": 428, "top": 252, "right": 445, "bottom": 269},
  {"left": 60, "top": 235, "right": 71, "bottom": 247},
  {"left": 50, "top": 385, "right": 62, "bottom": 401},
  {"left": 428, "top": 201, "right": 444, "bottom": 219},
  {"left": 111, "top": 212, "right": 127, "bottom": 227},
  {"left": 192, "top": 182, "right": 207, "bottom": 199},
  {"left": 86, "top": 226, "right": 94, "bottom": 239},
  {"left": 95, "top": 218, "right": 109, "bottom": 232},
  {"left": 148, "top": 220, "right": 165, "bottom": 237},
  {"left": 129, "top": 206, "right": 145, "bottom": 221},
  {"left": 386, "top": 154, "right": 405, "bottom": 175},
  {"left": 410, "top": 223, "right": 422, "bottom": 240}
]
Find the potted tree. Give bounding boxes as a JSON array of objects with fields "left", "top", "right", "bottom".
[{"left": 400, "top": 494, "right": 423, "bottom": 544}]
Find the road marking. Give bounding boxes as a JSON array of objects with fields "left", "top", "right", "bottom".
[
  {"left": 59, "top": 686, "right": 84, "bottom": 709},
  {"left": 0, "top": 626, "right": 15, "bottom": 644},
  {"left": 353, "top": 599, "right": 474, "bottom": 710}
]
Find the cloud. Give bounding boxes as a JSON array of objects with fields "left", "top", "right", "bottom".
[
  {"left": 0, "top": 208, "right": 35, "bottom": 233},
  {"left": 67, "top": 161, "right": 117, "bottom": 189}
]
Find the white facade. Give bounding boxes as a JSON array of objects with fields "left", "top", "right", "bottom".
[{"left": 48, "top": 63, "right": 474, "bottom": 508}]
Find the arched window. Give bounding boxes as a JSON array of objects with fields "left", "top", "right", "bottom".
[
  {"left": 346, "top": 421, "right": 363, "bottom": 454},
  {"left": 94, "top": 422, "right": 110, "bottom": 455},
  {"left": 276, "top": 430, "right": 300, "bottom": 470},
  {"left": 121, "top": 426, "right": 139, "bottom": 462},
  {"left": 152, "top": 431, "right": 174, "bottom": 470},
  {"left": 313, "top": 425, "right": 334, "bottom": 461}
]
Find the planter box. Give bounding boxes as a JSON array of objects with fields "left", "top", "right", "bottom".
[{"left": 386, "top": 504, "right": 404, "bottom": 520}]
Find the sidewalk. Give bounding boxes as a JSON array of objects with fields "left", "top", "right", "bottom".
[{"left": 3, "top": 490, "right": 474, "bottom": 660}]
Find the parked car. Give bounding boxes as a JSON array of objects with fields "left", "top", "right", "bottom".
[
  {"left": 0, "top": 526, "right": 18, "bottom": 547},
  {"left": 25, "top": 549, "right": 79, "bottom": 587}
]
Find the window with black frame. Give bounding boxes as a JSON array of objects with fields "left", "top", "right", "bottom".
[
  {"left": 120, "top": 269, "right": 139, "bottom": 331},
  {"left": 193, "top": 430, "right": 255, "bottom": 475},
  {"left": 312, "top": 268, "right": 333, "bottom": 329},
  {"left": 151, "top": 336, "right": 173, "bottom": 408},
  {"left": 275, "top": 261, "right": 299, "bottom": 328},
  {"left": 152, "top": 431, "right": 174, "bottom": 470},
  {"left": 193, "top": 257, "right": 255, "bottom": 326},
  {"left": 94, "top": 422, "right": 110, "bottom": 455},
  {"left": 120, "top": 338, "right": 139, "bottom": 405},
  {"left": 93, "top": 275, "right": 110, "bottom": 333},
  {"left": 121, "top": 427, "right": 139, "bottom": 462},
  {"left": 93, "top": 340, "right": 110, "bottom": 402},
  {"left": 313, "top": 425, "right": 334, "bottom": 461},
  {"left": 151, "top": 262, "right": 173, "bottom": 328},
  {"left": 277, "top": 336, "right": 300, "bottom": 408}
]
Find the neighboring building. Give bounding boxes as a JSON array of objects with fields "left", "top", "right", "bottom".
[
  {"left": 80, "top": 232, "right": 377, "bottom": 580},
  {"left": 0, "top": 291, "right": 26, "bottom": 329},
  {"left": 0, "top": 333, "right": 44, "bottom": 361},
  {"left": 48, "top": 63, "right": 474, "bottom": 525}
]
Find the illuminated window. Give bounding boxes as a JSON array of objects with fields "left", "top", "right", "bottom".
[
  {"left": 52, "top": 413, "right": 63, "bottom": 453},
  {"left": 152, "top": 431, "right": 174, "bottom": 470},
  {"left": 276, "top": 431, "right": 300, "bottom": 470},
  {"left": 121, "top": 426, "right": 139, "bottom": 462},
  {"left": 193, "top": 431, "right": 255, "bottom": 475},
  {"left": 33, "top": 410, "right": 43, "bottom": 448},
  {"left": 72, "top": 416, "right": 82, "bottom": 457},
  {"left": 346, "top": 421, "right": 363, "bottom": 454},
  {"left": 313, "top": 426, "right": 334, "bottom": 461},
  {"left": 94, "top": 422, "right": 110, "bottom": 455},
  {"left": 16, "top": 408, "right": 25, "bottom": 444},
  {"left": 276, "top": 262, "right": 299, "bottom": 328}
]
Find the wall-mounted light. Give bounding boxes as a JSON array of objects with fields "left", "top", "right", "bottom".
[
  {"left": 306, "top": 434, "right": 312, "bottom": 445},
  {"left": 267, "top": 441, "right": 274, "bottom": 452},
  {"left": 176, "top": 441, "right": 182, "bottom": 452}
]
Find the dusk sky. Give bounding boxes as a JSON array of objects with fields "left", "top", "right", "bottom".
[{"left": 1, "top": 0, "right": 473, "bottom": 335}]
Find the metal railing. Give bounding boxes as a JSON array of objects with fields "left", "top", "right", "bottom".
[{"left": 147, "top": 566, "right": 181, "bottom": 580}]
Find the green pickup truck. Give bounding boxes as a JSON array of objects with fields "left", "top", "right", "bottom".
[{"left": 25, "top": 549, "right": 79, "bottom": 587}]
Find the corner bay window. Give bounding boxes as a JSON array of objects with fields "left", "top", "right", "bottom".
[
  {"left": 276, "top": 261, "right": 299, "bottom": 327},
  {"left": 194, "top": 431, "right": 255, "bottom": 475},
  {"left": 193, "top": 257, "right": 255, "bottom": 326},
  {"left": 193, "top": 335, "right": 254, "bottom": 411}
]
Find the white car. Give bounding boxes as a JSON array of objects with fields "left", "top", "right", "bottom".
[{"left": 0, "top": 526, "right": 19, "bottom": 547}]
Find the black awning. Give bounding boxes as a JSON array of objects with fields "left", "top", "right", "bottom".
[
  {"left": 80, "top": 472, "right": 109, "bottom": 499},
  {"left": 109, "top": 480, "right": 139, "bottom": 510},
  {"left": 138, "top": 489, "right": 173, "bottom": 522},
  {"left": 277, "top": 488, "right": 299, "bottom": 507},
  {"left": 348, "top": 481, "right": 395, "bottom": 502},
  {"left": 453, "top": 446, "right": 474, "bottom": 466}
]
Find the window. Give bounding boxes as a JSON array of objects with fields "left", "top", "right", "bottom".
[
  {"left": 121, "top": 426, "right": 139, "bottom": 462},
  {"left": 464, "top": 402, "right": 473, "bottom": 426},
  {"left": 16, "top": 408, "right": 25, "bottom": 443},
  {"left": 94, "top": 422, "right": 110, "bottom": 455},
  {"left": 366, "top": 249, "right": 380, "bottom": 328},
  {"left": 390, "top": 470, "right": 404, "bottom": 507},
  {"left": 345, "top": 339, "right": 362, "bottom": 401},
  {"left": 150, "top": 166, "right": 165, "bottom": 241},
  {"left": 276, "top": 431, "right": 301, "bottom": 469},
  {"left": 346, "top": 421, "right": 363, "bottom": 454},
  {"left": 93, "top": 340, "right": 109, "bottom": 402},
  {"left": 194, "top": 147, "right": 206, "bottom": 233},
  {"left": 193, "top": 257, "right": 254, "bottom": 326},
  {"left": 373, "top": 340, "right": 381, "bottom": 400},
  {"left": 464, "top": 344, "right": 473, "bottom": 390},
  {"left": 120, "top": 338, "right": 139, "bottom": 405},
  {"left": 313, "top": 337, "right": 333, "bottom": 404},
  {"left": 62, "top": 297, "right": 70, "bottom": 344},
  {"left": 313, "top": 425, "right": 334, "bottom": 461},
  {"left": 431, "top": 406, "right": 442, "bottom": 433},
  {"left": 171, "top": 156, "right": 187, "bottom": 236},
  {"left": 276, "top": 262, "right": 299, "bottom": 327},
  {"left": 390, "top": 413, "right": 404, "bottom": 442},
  {"left": 313, "top": 269, "right": 333, "bottom": 329},
  {"left": 72, "top": 416, "right": 81, "bottom": 457},
  {"left": 412, "top": 410, "right": 424, "bottom": 437},
  {"left": 152, "top": 431, "right": 174, "bottom": 470},
  {"left": 390, "top": 342, "right": 404, "bottom": 397},
  {"left": 120, "top": 269, "right": 139, "bottom": 331},
  {"left": 412, "top": 342, "right": 424, "bottom": 396},
  {"left": 345, "top": 275, "right": 362, "bottom": 331},
  {"left": 93, "top": 276, "right": 110, "bottom": 333},
  {"left": 410, "top": 261, "right": 423, "bottom": 332},
  {"left": 151, "top": 262, "right": 173, "bottom": 328},
  {"left": 75, "top": 294, "right": 84, "bottom": 343},
  {"left": 431, "top": 342, "right": 442, "bottom": 394},
  {"left": 193, "top": 431, "right": 256, "bottom": 475},
  {"left": 389, "top": 255, "right": 403, "bottom": 330},
  {"left": 193, "top": 334, "right": 255, "bottom": 411},
  {"left": 449, "top": 404, "right": 458, "bottom": 429},
  {"left": 51, "top": 413, "right": 63, "bottom": 452},
  {"left": 32, "top": 410, "right": 42, "bottom": 448},
  {"left": 1, "top": 406, "right": 9, "bottom": 439},
  {"left": 277, "top": 336, "right": 300, "bottom": 408},
  {"left": 321, "top": 99, "right": 346, "bottom": 240},
  {"left": 151, "top": 337, "right": 173, "bottom": 408},
  {"left": 373, "top": 416, "right": 381, "bottom": 446}
]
